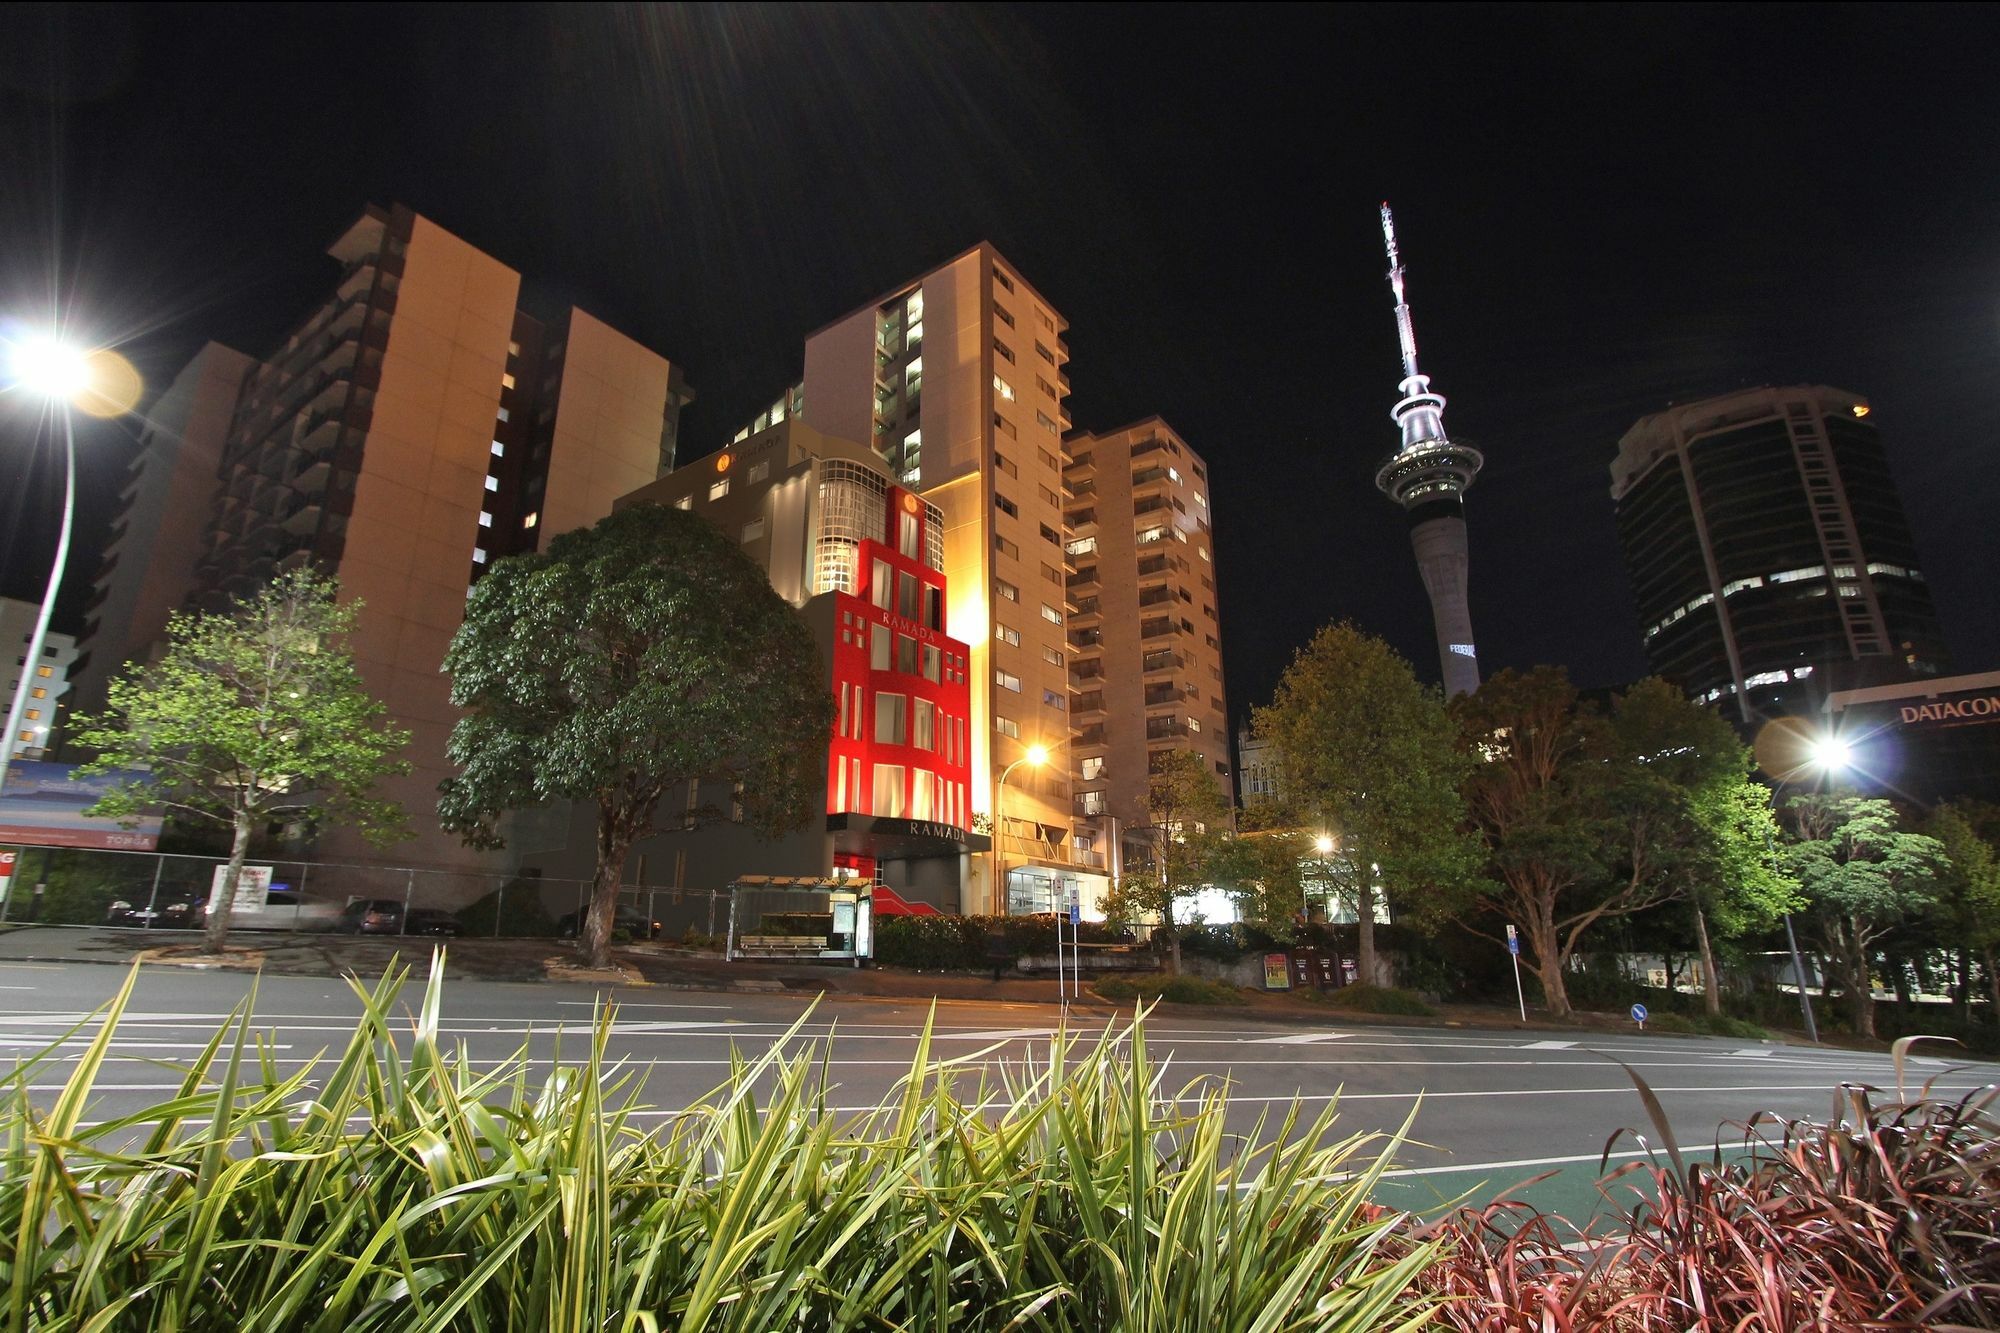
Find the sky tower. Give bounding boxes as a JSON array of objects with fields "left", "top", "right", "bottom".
[{"left": 1373, "top": 202, "right": 1485, "bottom": 697}]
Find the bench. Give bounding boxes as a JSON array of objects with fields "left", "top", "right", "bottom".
[{"left": 735, "top": 934, "right": 827, "bottom": 958}]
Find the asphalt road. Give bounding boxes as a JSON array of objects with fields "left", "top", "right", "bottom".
[{"left": 3, "top": 958, "right": 1991, "bottom": 1221}]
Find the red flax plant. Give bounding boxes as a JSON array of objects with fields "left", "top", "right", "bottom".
[{"left": 1391, "top": 1038, "right": 2000, "bottom": 1330}]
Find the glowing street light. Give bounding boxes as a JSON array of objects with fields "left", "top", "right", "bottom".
[
  {"left": 1313, "top": 834, "right": 1335, "bottom": 856},
  {"left": 992, "top": 743, "right": 1050, "bottom": 915},
  {"left": 1753, "top": 717, "right": 1855, "bottom": 1046},
  {"left": 0, "top": 333, "right": 143, "bottom": 797}
]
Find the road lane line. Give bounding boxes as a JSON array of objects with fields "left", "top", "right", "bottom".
[
  {"left": 1521, "top": 1040, "right": 1577, "bottom": 1050},
  {"left": 1251, "top": 1033, "right": 1352, "bottom": 1045}
]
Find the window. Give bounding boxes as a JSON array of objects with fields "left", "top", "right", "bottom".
[
  {"left": 913, "top": 698, "right": 935, "bottom": 752},
  {"left": 993, "top": 268, "right": 1015, "bottom": 293},
  {"left": 993, "top": 373, "right": 1015, "bottom": 401},
  {"left": 1077, "top": 790, "right": 1106, "bottom": 816},
  {"left": 995, "top": 622, "right": 1021, "bottom": 647},
  {"left": 490, "top": 440, "right": 505, "bottom": 458},
  {"left": 922, "top": 644, "right": 941, "bottom": 682},
  {"left": 1080, "top": 755, "right": 1105, "bottom": 781},
  {"left": 30, "top": 687, "right": 45, "bottom": 700},
  {"left": 873, "top": 765, "right": 906, "bottom": 818},
  {"left": 994, "top": 413, "right": 1017, "bottom": 439},
  {"left": 523, "top": 511, "right": 539, "bottom": 529},
  {"left": 871, "top": 624, "right": 890, "bottom": 670},
  {"left": 903, "top": 427, "right": 921, "bottom": 459},
  {"left": 1040, "top": 562, "right": 1061, "bottom": 585},
  {"left": 995, "top": 578, "right": 1019, "bottom": 602},
  {"left": 875, "top": 694, "right": 907, "bottom": 745},
  {"left": 23, "top": 709, "right": 39, "bottom": 722},
  {"left": 995, "top": 493, "right": 1019, "bottom": 518},
  {"left": 1065, "top": 536, "right": 1096, "bottom": 558},
  {"left": 674, "top": 495, "right": 693, "bottom": 510},
  {"left": 484, "top": 475, "right": 499, "bottom": 493},
  {"left": 496, "top": 407, "right": 510, "bottom": 423},
  {"left": 995, "top": 340, "right": 1015, "bottom": 363},
  {"left": 898, "top": 572, "right": 921, "bottom": 620},
  {"left": 995, "top": 303, "right": 1014, "bottom": 328},
  {"left": 1036, "top": 376, "right": 1056, "bottom": 400},
  {"left": 478, "top": 512, "right": 493, "bottom": 528},
  {"left": 995, "top": 715, "right": 1020, "bottom": 739},
  {"left": 708, "top": 478, "right": 729, "bottom": 501},
  {"left": 901, "top": 510, "right": 923, "bottom": 560},
  {"left": 871, "top": 558, "right": 893, "bottom": 610},
  {"left": 1043, "top": 645, "right": 1064, "bottom": 666},
  {"left": 1040, "top": 603, "right": 1063, "bottom": 625},
  {"left": 472, "top": 548, "right": 488, "bottom": 565},
  {"left": 906, "top": 357, "right": 923, "bottom": 398},
  {"left": 925, "top": 585, "right": 942, "bottom": 629},
  {"left": 1036, "top": 411, "right": 1059, "bottom": 434},
  {"left": 500, "top": 372, "right": 517, "bottom": 390},
  {"left": 742, "top": 518, "right": 764, "bottom": 543},
  {"left": 994, "top": 452, "right": 1018, "bottom": 477},
  {"left": 995, "top": 668, "right": 1022, "bottom": 692},
  {"left": 1038, "top": 484, "right": 1061, "bottom": 508},
  {"left": 897, "top": 634, "right": 919, "bottom": 673},
  {"left": 1042, "top": 689, "right": 1065, "bottom": 711},
  {"left": 749, "top": 460, "right": 770, "bottom": 484},
  {"left": 1035, "top": 342, "right": 1055, "bottom": 364},
  {"left": 995, "top": 534, "right": 1019, "bottom": 559},
  {"left": 1039, "top": 522, "right": 1060, "bottom": 546},
  {"left": 1187, "top": 716, "right": 1202, "bottom": 733}
]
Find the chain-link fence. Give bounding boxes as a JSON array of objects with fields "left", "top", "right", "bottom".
[{"left": 0, "top": 844, "right": 731, "bottom": 943}]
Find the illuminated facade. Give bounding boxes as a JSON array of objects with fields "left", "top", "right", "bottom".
[
  {"left": 4, "top": 600, "right": 77, "bottom": 760},
  {"left": 1061, "top": 419, "right": 1230, "bottom": 878},
  {"left": 1372, "top": 204, "right": 1484, "bottom": 697},
  {"left": 1611, "top": 386, "right": 1947, "bottom": 723},
  {"left": 589, "top": 420, "right": 983, "bottom": 911},
  {"left": 799, "top": 244, "right": 1104, "bottom": 915}
]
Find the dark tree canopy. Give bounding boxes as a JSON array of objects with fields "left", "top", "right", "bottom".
[{"left": 438, "top": 503, "right": 833, "bottom": 966}]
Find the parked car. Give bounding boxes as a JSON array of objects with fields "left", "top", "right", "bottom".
[
  {"left": 104, "top": 891, "right": 207, "bottom": 929},
  {"left": 403, "top": 908, "right": 465, "bottom": 937},
  {"left": 554, "top": 905, "right": 662, "bottom": 941},
  {"left": 229, "top": 888, "right": 343, "bottom": 932},
  {"left": 337, "top": 899, "right": 419, "bottom": 935}
]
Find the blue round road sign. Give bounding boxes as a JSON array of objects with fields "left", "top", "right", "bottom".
[{"left": 1630, "top": 1003, "right": 1649, "bottom": 1024}]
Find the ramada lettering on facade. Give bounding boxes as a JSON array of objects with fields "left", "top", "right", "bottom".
[{"left": 521, "top": 420, "right": 987, "bottom": 914}]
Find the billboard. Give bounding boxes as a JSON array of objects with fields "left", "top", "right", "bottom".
[{"left": 0, "top": 761, "right": 162, "bottom": 850}]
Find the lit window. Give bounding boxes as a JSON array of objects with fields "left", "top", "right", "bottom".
[
  {"left": 871, "top": 624, "right": 891, "bottom": 670},
  {"left": 1042, "top": 646, "right": 1063, "bottom": 666},
  {"left": 484, "top": 475, "right": 499, "bottom": 493},
  {"left": 873, "top": 765, "right": 906, "bottom": 819},
  {"left": 995, "top": 715, "right": 1021, "bottom": 739},
  {"left": 876, "top": 694, "right": 907, "bottom": 745},
  {"left": 30, "top": 688, "right": 45, "bottom": 699},
  {"left": 913, "top": 698, "right": 935, "bottom": 752},
  {"left": 490, "top": 440, "right": 505, "bottom": 457},
  {"left": 995, "top": 623, "right": 1021, "bottom": 647},
  {"left": 478, "top": 512, "right": 493, "bottom": 528},
  {"left": 472, "top": 548, "right": 488, "bottom": 565},
  {"left": 1721, "top": 575, "right": 1763, "bottom": 597},
  {"left": 1043, "top": 689, "right": 1065, "bottom": 711},
  {"left": 674, "top": 495, "right": 692, "bottom": 510},
  {"left": 1187, "top": 716, "right": 1201, "bottom": 733},
  {"left": 500, "top": 373, "right": 516, "bottom": 390},
  {"left": 996, "top": 578, "right": 1019, "bottom": 602},
  {"left": 508, "top": 340, "right": 521, "bottom": 357},
  {"left": 17, "top": 731, "right": 30, "bottom": 743},
  {"left": 523, "top": 511, "right": 538, "bottom": 529},
  {"left": 742, "top": 518, "right": 764, "bottom": 543},
  {"left": 23, "top": 709, "right": 39, "bottom": 721},
  {"left": 749, "top": 460, "right": 769, "bottom": 484},
  {"left": 709, "top": 479, "right": 730, "bottom": 501},
  {"left": 1040, "top": 603, "right": 1063, "bottom": 625},
  {"left": 1036, "top": 411, "right": 1058, "bottom": 434},
  {"left": 496, "top": 407, "right": 510, "bottom": 423},
  {"left": 993, "top": 373, "right": 1015, "bottom": 401},
  {"left": 36, "top": 666, "right": 51, "bottom": 678},
  {"left": 996, "top": 669, "right": 1022, "bottom": 692},
  {"left": 1080, "top": 755, "right": 1105, "bottom": 781}
]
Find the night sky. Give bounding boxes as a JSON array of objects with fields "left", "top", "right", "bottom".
[{"left": 4, "top": 4, "right": 1997, "bottom": 725}]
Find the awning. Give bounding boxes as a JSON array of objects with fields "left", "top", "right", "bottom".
[{"left": 826, "top": 813, "right": 990, "bottom": 860}]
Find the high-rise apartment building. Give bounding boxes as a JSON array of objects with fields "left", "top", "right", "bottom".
[
  {"left": 1061, "top": 419, "right": 1229, "bottom": 877},
  {"left": 79, "top": 205, "right": 692, "bottom": 869},
  {"left": 797, "top": 244, "right": 1101, "bottom": 915},
  {"left": 4, "top": 600, "right": 77, "bottom": 760},
  {"left": 1610, "top": 385, "right": 1947, "bottom": 723},
  {"left": 523, "top": 419, "right": 981, "bottom": 911}
]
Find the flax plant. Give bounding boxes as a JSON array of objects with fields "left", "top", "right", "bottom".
[{"left": 0, "top": 956, "right": 1438, "bottom": 1330}]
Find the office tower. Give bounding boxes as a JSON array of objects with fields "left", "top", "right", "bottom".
[
  {"left": 1372, "top": 204, "right": 1485, "bottom": 697},
  {"left": 798, "top": 244, "right": 1097, "bottom": 914},
  {"left": 3, "top": 600, "right": 77, "bottom": 760},
  {"left": 69, "top": 344, "right": 256, "bottom": 721},
  {"left": 1061, "top": 418, "right": 1230, "bottom": 878},
  {"left": 81, "top": 204, "right": 692, "bottom": 870},
  {"left": 1610, "top": 385, "right": 1947, "bottom": 723},
  {"left": 526, "top": 419, "right": 979, "bottom": 911}
]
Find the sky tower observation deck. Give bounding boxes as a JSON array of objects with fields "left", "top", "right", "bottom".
[{"left": 1373, "top": 202, "right": 1485, "bottom": 697}]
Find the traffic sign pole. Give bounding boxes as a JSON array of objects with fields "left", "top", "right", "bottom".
[{"left": 1506, "top": 924, "right": 1527, "bottom": 1023}]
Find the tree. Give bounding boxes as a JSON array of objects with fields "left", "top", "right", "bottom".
[
  {"left": 438, "top": 504, "right": 833, "bottom": 969},
  {"left": 1683, "top": 778, "right": 1799, "bottom": 1014},
  {"left": 1453, "top": 670, "right": 1758, "bottom": 1017},
  {"left": 1254, "top": 623, "right": 1478, "bottom": 986},
  {"left": 1782, "top": 793, "right": 1947, "bottom": 1039},
  {"left": 68, "top": 569, "right": 410, "bottom": 953},
  {"left": 1104, "top": 749, "right": 1233, "bottom": 974},
  {"left": 1920, "top": 803, "right": 2000, "bottom": 1019}
]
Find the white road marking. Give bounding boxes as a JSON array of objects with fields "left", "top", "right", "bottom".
[
  {"left": 1252, "top": 1032, "right": 1352, "bottom": 1045},
  {"left": 1731, "top": 1048, "right": 1775, "bottom": 1058},
  {"left": 1376, "top": 1148, "right": 1654, "bottom": 1180},
  {"left": 1521, "top": 1040, "right": 1577, "bottom": 1050},
  {"left": 929, "top": 1028, "right": 1053, "bottom": 1042}
]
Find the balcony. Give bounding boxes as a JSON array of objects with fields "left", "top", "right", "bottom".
[
  {"left": 1141, "top": 650, "right": 1181, "bottom": 675},
  {"left": 280, "top": 492, "right": 323, "bottom": 536},
  {"left": 1143, "top": 683, "right": 1183, "bottom": 707},
  {"left": 1070, "top": 660, "right": 1106, "bottom": 685},
  {"left": 1069, "top": 595, "right": 1100, "bottom": 620},
  {"left": 1140, "top": 619, "right": 1175, "bottom": 641},
  {"left": 1137, "top": 585, "right": 1173, "bottom": 608},
  {"left": 1071, "top": 691, "right": 1106, "bottom": 717},
  {"left": 1073, "top": 724, "right": 1106, "bottom": 748},
  {"left": 1065, "top": 506, "right": 1097, "bottom": 533},
  {"left": 1065, "top": 566, "right": 1100, "bottom": 592},
  {"left": 1068, "top": 627, "right": 1102, "bottom": 650}
]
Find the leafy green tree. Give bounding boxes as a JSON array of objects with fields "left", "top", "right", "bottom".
[
  {"left": 1920, "top": 802, "right": 2000, "bottom": 1018},
  {"left": 438, "top": 504, "right": 833, "bottom": 969},
  {"left": 1685, "top": 778, "right": 1800, "bottom": 1014},
  {"left": 69, "top": 569, "right": 410, "bottom": 953},
  {"left": 1214, "top": 828, "right": 1316, "bottom": 942},
  {"left": 1782, "top": 793, "right": 1947, "bottom": 1038},
  {"left": 1254, "top": 623, "right": 1478, "bottom": 986},
  {"left": 1103, "top": 749, "right": 1234, "bottom": 974}
]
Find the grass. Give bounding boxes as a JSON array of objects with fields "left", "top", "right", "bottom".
[
  {"left": 1307, "top": 985, "right": 1437, "bottom": 1018},
  {"left": 1642, "top": 1011, "right": 1773, "bottom": 1040},
  {"left": 0, "top": 954, "right": 1435, "bottom": 1330},
  {"left": 1092, "top": 971, "right": 1248, "bottom": 1006}
]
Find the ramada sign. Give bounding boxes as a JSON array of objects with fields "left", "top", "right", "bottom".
[{"left": 1899, "top": 693, "right": 2000, "bottom": 728}]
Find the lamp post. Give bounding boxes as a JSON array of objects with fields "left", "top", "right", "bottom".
[
  {"left": 0, "top": 336, "right": 136, "bottom": 798},
  {"left": 1762, "top": 733, "right": 1850, "bottom": 1046},
  {"left": 992, "top": 743, "right": 1048, "bottom": 916}
]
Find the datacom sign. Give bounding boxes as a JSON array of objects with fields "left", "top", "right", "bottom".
[{"left": 0, "top": 761, "right": 162, "bottom": 850}]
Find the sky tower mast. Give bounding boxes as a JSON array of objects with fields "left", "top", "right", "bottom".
[{"left": 1373, "top": 202, "right": 1486, "bottom": 697}]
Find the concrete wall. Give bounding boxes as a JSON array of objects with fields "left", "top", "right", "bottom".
[{"left": 540, "top": 308, "right": 676, "bottom": 541}]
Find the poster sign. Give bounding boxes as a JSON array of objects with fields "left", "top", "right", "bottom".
[
  {"left": 1263, "top": 952, "right": 1291, "bottom": 990},
  {"left": 0, "top": 849, "right": 15, "bottom": 902},
  {"left": 0, "top": 761, "right": 162, "bottom": 850},
  {"left": 209, "top": 865, "right": 273, "bottom": 912}
]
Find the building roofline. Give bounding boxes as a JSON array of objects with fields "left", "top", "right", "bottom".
[
  {"left": 804, "top": 241, "right": 1067, "bottom": 342},
  {"left": 1825, "top": 669, "right": 2000, "bottom": 711}
]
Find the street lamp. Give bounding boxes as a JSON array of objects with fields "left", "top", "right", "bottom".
[
  {"left": 0, "top": 334, "right": 142, "bottom": 798},
  {"left": 992, "top": 742, "right": 1048, "bottom": 915},
  {"left": 1757, "top": 721, "right": 1853, "bottom": 1046}
]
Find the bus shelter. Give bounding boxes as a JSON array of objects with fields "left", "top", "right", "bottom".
[{"left": 724, "top": 875, "right": 876, "bottom": 965}]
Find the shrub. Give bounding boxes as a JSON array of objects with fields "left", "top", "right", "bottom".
[
  {"left": 757, "top": 911, "right": 834, "bottom": 936},
  {"left": 871, "top": 913, "right": 1133, "bottom": 972},
  {"left": 1, "top": 959, "right": 1438, "bottom": 1329},
  {"left": 1095, "top": 972, "right": 1248, "bottom": 1006},
  {"left": 1312, "top": 984, "right": 1436, "bottom": 1017}
]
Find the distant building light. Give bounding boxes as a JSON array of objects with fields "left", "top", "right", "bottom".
[
  {"left": 1852, "top": 404, "right": 1870, "bottom": 417},
  {"left": 1449, "top": 643, "right": 1476, "bottom": 658}
]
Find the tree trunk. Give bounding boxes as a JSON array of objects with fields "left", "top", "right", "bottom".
[
  {"left": 1844, "top": 930, "right": 1876, "bottom": 1040},
  {"left": 1529, "top": 909, "right": 1568, "bottom": 1017},
  {"left": 1955, "top": 947, "right": 1972, "bottom": 1022},
  {"left": 204, "top": 811, "right": 255, "bottom": 955},
  {"left": 1693, "top": 901, "right": 1723, "bottom": 1017},
  {"left": 584, "top": 803, "right": 634, "bottom": 971}
]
